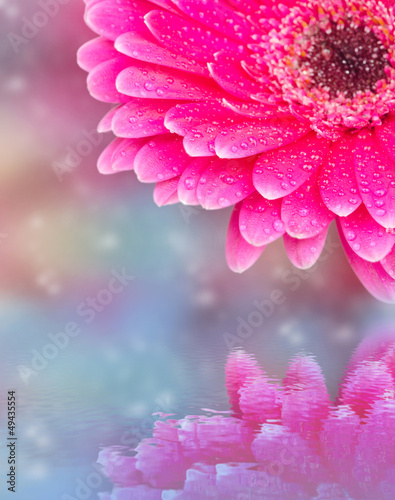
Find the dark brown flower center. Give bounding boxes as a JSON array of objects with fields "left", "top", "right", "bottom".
[{"left": 305, "top": 23, "right": 389, "bottom": 99}]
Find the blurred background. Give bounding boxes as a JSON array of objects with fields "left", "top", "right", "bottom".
[{"left": 1, "top": 1, "right": 395, "bottom": 499}]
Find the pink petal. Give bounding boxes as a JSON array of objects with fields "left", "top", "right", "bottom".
[
  {"left": 339, "top": 204, "right": 395, "bottom": 262},
  {"left": 112, "top": 138, "right": 148, "bottom": 172},
  {"left": 116, "top": 61, "right": 224, "bottom": 100},
  {"left": 353, "top": 400, "right": 395, "bottom": 489},
  {"left": 183, "top": 123, "right": 223, "bottom": 157},
  {"left": 253, "top": 132, "right": 330, "bottom": 200},
  {"left": 97, "top": 106, "right": 120, "bottom": 133},
  {"left": 319, "top": 134, "right": 362, "bottom": 216},
  {"left": 238, "top": 192, "right": 285, "bottom": 246},
  {"left": 196, "top": 157, "right": 255, "bottom": 209},
  {"left": 281, "top": 356, "right": 330, "bottom": 437},
  {"left": 134, "top": 135, "right": 191, "bottom": 183},
  {"left": 98, "top": 137, "right": 148, "bottom": 174},
  {"left": 177, "top": 157, "right": 213, "bottom": 205},
  {"left": 281, "top": 389, "right": 331, "bottom": 439},
  {"left": 226, "top": 0, "right": 261, "bottom": 15},
  {"left": 319, "top": 406, "right": 360, "bottom": 483},
  {"left": 97, "top": 138, "right": 124, "bottom": 175},
  {"left": 87, "top": 56, "right": 133, "bottom": 103},
  {"left": 353, "top": 332, "right": 395, "bottom": 364},
  {"left": 115, "top": 31, "right": 209, "bottom": 77},
  {"left": 339, "top": 360, "right": 394, "bottom": 418},
  {"left": 223, "top": 99, "right": 291, "bottom": 120},
  {"left": 165, "top": 101, "right": 236, "bottom": 137},
  {"left": 113, "top": 485, "right": 163, "bottom": 498},
  {"left": 225, "top": 204, "right": 265, "bottom": 273},
  {"left": 146, "top": 0, "right": 182, "bottom": 15},
  {"left": 77, "top": 37, "right": 118, "bottom": 72},
  {"left": 283, "top": 229, "right": 328, "bottom": 270},
  {"left": 381, "top": 246, "right": 395, "bottom": 279},
  {"left": 283, "top": 355, "right": 328, "bottom": 394},
  {"left": 177, "top": 415, "right": 255, "bottom": 463},
  {"left": 225, "top": 350, "right": 264, "bottom": 415},
  {"left": 177, "top": 103, "right": 245, "bottom": 157},
  {"left": 85, "top": 0, "right": 151, "bottom": 41},
  {"left": 112, "top": 99, "right": 176, "bottom": 138},
  {"left": 145, "top": 9, "right": 241, "bottom": 64},
  {"left": 153, "top": 178, "right": 180, "bottom": 206},
  {"left": 135, "top": 437, "right": 186, "bottom": 488},
  {"left": 338, "top": 221, "right": 395, "bottom": 303},
  {"left": 281, "top": 172, "right": 335, "bottom": 239},
  {"left": 252, "top": 425, "right": 326, "bottom": 483},
  {"left": 213, "top": 462, "right": 310, "bottom": 498},
  {"left": 208, "top": 53, "right": 264, "bottom": 101},
  {"left": 376, "top": 112, "right": 395, "bottom": 162},
  {"left": 238, "top": 375, "right": 283, "bottom": 423},
  {"left": 183, "top": 114, "right": 248, "bottom": 157},
  {"left": 339, "top": 331, "right": 395, "bottom": 395},
  {"left": 153, "top": 420, "right": 179, "bottom": 442},
  {"left": 383, "top": 345, "right": 395, "bottom": 382},
  {"left": 214, "top": 118, "right": 310, "bottom": 159},
  {"left": 171, "top": 0, "right": 256, "bottom": 41},
  {"left": 98, "top": 447, "right": 141, "bottom": 486},
  {"left": 354, "top": 129, "right": 395, "bottom": 229}
]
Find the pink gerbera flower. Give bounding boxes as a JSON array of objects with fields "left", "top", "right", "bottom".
[
  {"left": 97, "top": 333, "right": 395, "bottom": 499},
  {"left": 78, "top": 0, "right": 395, "bottom": 302}
]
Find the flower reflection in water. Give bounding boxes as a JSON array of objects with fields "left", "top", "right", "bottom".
[{"left": 98, "top": 332, "right": 395, "bottom": 499}]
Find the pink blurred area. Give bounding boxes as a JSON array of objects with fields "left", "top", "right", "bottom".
[{"left": 1, "top": 0, "right": 124, "bottom": 295}]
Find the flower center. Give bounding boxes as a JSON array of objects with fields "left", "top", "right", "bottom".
[
  {"left": 257, "top": 0, "right": 395, "bottom": 138},
  {"left": 305, "top": 23, "right": 389, "bottom": 99}
]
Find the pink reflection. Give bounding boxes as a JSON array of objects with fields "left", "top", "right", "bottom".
[{"left": 98, "top": 333, "right": 395, "bottom": 499}]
